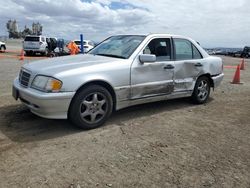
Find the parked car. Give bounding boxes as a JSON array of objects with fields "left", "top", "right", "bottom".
[
  {"left": 228, "top": 50, "right": 243, "bottom": 57},
  {"left": 73, "top": 40, "right": 95, "bottom": 52},
  {"left": 227, "top": 46, "right": 250, "bottom": 58},
  {"left": 241, "top": 46, "right": 250, "bottom": 58},
  {"left": 0, "top": 41, "right": 6, "bottom": 52},
  {"left": 214, "top": 50, "right": 228, "bottom": 55},
  {"left": 23, "top": 35, "right": 48, "bottom": 56},
  {"left": 206, "top": 49, "right": 216, "bottom": 55},
  {"left": 13, "top": 34, "right": 224, "bottom": 129}
]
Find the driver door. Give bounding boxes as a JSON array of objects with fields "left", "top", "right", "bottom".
[{"left": 131, "top": 38, "right": 174, "bottom": 99}]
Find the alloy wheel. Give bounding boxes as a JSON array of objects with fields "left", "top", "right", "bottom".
[
  {"left": 197, "top": 80, "right": 209, "bottom": 101},
  {"left": 79, "top": 92, "right": 107, "bottom": 124}
]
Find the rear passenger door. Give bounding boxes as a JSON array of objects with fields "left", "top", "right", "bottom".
[{"left": 173, "top": 38, "right": 204, "bottom": 92}]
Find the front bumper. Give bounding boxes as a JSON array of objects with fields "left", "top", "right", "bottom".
[
  {"left": 13, "top": 78, "right": 75, "bottom": 119},
  {"left": 212, "top": 73, "right": 224, "bottom": 88}
]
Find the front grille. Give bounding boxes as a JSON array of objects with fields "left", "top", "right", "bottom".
[{"left": 19, "top": 69, "right": 31, "bottom": 87}]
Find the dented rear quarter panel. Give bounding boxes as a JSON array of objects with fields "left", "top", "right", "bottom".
[{"left": 204, "top": 56, "right": 223, "bottom": 76}]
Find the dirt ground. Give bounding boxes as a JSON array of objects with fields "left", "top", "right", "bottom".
[{"left": 0, "top": 40, "right": 249, "bottom": 188}]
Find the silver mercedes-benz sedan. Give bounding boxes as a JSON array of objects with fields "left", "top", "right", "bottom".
[{"left": 13, "top": 34, "right": 224, "bottom": 129}]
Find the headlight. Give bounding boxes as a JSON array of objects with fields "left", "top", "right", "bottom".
[{"left": 31, "top": 75, "right": 62, "bottom": 92}]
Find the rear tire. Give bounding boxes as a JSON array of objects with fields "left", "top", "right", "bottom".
[
  {"left": 25, "top": 51, "right": 31, "bottom": 56},
  {"left": 69, "top": 85, "right": 113, "bottom": 129},
  {"left": 0, "top": 45, "right": 5, "bottom": 52},
  {"left": 44, "top": 48, "right": 49, "bottom": 56},
  {"left": 191, "top": 76, "right": 211, "bottom": 104}
]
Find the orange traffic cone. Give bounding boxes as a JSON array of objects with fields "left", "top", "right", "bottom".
[
  {"left": 240, "top": 58, "right": 245, "bottom": 70},
  {"left": 19, "top": 49, "right": 24, "bottom": 60},
  {"left": 231, "top": 65, "right": 243, "bottom": 84}
]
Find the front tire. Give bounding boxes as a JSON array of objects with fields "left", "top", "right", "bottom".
[
  {"left": 191, "top": 76, "right": 211, "bottom": 104},
  {"left": 69, "top": 85, "right": 113, "bottom": 129}
]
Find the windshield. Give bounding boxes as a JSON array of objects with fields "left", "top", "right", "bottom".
[{"left": 89, "top": 35, "right": 145, "bottom": 59}]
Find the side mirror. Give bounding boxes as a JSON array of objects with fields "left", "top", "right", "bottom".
[{"left": 139, "top": 54, "right": 156, "bottom": 63}]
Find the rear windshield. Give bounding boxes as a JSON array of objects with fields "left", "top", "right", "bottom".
[
  {"left": 24, "top": 37, "right": 40, "bottom": 42},
  {"left": 74, "top": 41, "right": 87, "bottom": 45}
]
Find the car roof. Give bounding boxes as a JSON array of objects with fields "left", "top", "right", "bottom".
[
  {"left": 147, "top": 33, "right": 185, "bottom": 38},
  {"left": 109, "top": 33, "right": 187, "bottom": 39}
]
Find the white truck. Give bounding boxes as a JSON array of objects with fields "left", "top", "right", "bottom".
[{"left": 23, "top": 35, "right": 48, "bottom": 56}]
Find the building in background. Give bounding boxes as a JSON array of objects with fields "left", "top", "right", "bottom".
[
  {"left": 6, "top": 19, "right": 43, "bottom": 38},
  {"left": 6, "top": 20, "right": 19, "bottom": 38},
  {"left": 32, "top": 22, "right": 43, "bottom": 35}
]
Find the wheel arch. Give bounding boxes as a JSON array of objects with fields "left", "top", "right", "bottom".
[
  {"left": 197, "top": 73, "right": 214, "bottom": 88},
  {"left": 68, "top": 80, "right": 117, "bottom": 116}
]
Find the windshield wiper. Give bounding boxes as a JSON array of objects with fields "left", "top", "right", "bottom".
[{"left": 95, "top": 53, "right": 126, "bottom": 59}]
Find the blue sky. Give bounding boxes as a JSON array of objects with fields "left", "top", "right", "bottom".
[
  {"left": 0, "top": 0, "right": 249, "bottom": 47},
  {"left": 109, "top": 2, "right": 137, "bottom": 9},
  {"left": 83, "top": 0, "right": 139, "bottom": 9}
]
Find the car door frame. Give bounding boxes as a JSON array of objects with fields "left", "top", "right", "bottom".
[
  {"left": 130, "top": 36, "right": 175, "bottom": 100},
  {"left": 172, "top": 37, "right": 205, "bottom": 92}
]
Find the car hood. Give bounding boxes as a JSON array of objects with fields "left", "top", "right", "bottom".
[{"left": 23, "top": 54, "right": 123, "bottom": 76}]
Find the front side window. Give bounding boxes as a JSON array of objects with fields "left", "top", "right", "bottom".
[
  {"left": 89, "top": 35, "right": 145, "bottom": 59},
  {"left": 174, "top": 38, "right": 203, "bottom": 60},
  {"left": 143, "top": 38, "right": 171, "bottom": 61}
]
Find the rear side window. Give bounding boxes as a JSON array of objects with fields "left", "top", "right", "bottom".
[
  {"left": 74, "top": 41, "right": 81, "bottom": 45},
  {"left": 74, "top": 41, "right": 88, "bottom": 45},
  {"left": 174, "top": 39, "right": 192, "bottom": 60},
  {"left": 193, "top": 45, "right": 202, "bottom": 59},
  {"left": 24, "top": 37, "right": 39, "bottom": 42},
  {"left": 174, "top": 38, "right": 203, "bottom": 60}
]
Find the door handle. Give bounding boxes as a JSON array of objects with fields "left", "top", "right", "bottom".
[
  {"left": 194, "top": 63, "right": 203, "bottom": 67},
  {"left": 164, "top": 64, "right": 175, "bottom": 69}
]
